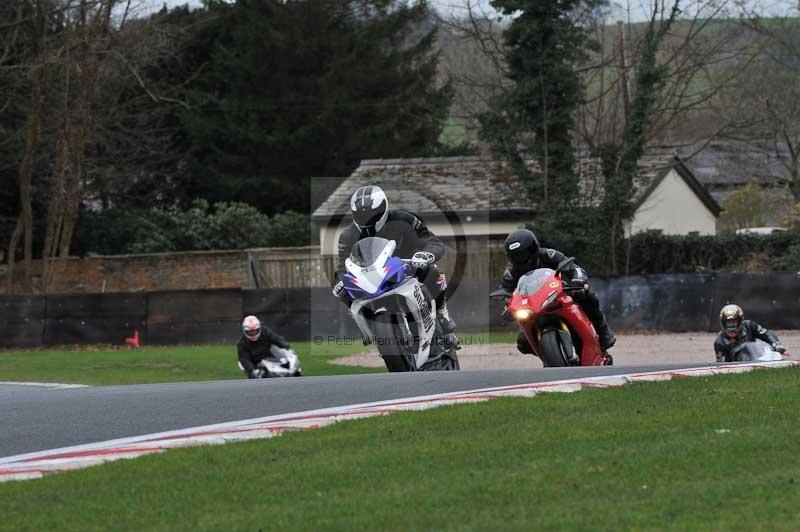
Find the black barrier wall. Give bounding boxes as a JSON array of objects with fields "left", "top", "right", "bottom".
[{"left": 0, "top": 273, "right": 798, "bottom": 348}]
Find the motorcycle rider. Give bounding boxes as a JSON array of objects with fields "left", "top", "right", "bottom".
[
  {"left": 331, "top": 185, "right": 456, "bottom": 342},
  {"left": 499, "top": 228, "right": 616, "bottom": 355},
  {"left": 237, "top": 315, "right": 292, "bottom": 379},
  {"left": 714, "top": 304, "right": 786, "bottom": 362}
]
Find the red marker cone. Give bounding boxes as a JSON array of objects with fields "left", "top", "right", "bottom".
[{"left": 125, "top": 330, "right": 140, "bottom": 349}]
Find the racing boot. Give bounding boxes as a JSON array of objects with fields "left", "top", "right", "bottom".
[
  {"left": 437, "top": 302, "right": 460, "bottom": 350},
  {"left": 597, "top": 320, "right": 616, "bottom": 352}
]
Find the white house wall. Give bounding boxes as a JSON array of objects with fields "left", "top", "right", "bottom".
[
  {"left": 629, "top": 169, "right": 717, "bottom": 235},
  {"left": 318, "top": 220, "right": 530, "bottom": 255}
]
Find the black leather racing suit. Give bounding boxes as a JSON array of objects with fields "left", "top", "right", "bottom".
[
  {"left": 237, "top": 328, "right": 290, "bottom": 375},
  {"left": 499, "top": 247, "right": 614, "bottom": 353},
  {"left": 713, "top": 320, "right": 780, "bottom": 362},
  {"left": 334, "top": 209, "right": 448, "bottom": 309}
]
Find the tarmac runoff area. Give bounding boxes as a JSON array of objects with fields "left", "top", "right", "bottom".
[
  {"left": 329, "top": 331, "right": 800, "bottom": 369},
  {"left": 1, "top": 360, "right": 798, "bottom": 482}
]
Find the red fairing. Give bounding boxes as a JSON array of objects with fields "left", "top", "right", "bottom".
[
  {"left": 508, "top": 269, "right": 606, "bottom": 366},
  {"left": 559, "top": 299, "right": 603, "bottom": 366}
]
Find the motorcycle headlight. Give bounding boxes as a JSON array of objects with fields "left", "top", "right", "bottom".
[
  {"left": 514, "top": 309, "right": 532, "bottom": 321},
  {"left": 540, "top": 291, "right": 558, "bottom": 310}
]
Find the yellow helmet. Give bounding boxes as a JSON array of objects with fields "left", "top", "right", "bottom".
[{"left": 719, "top": 304, "right": 743, "bottom": 336}]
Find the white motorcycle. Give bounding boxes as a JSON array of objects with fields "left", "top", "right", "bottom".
[
  {"left": 727, "top": 341, "right": 784, "bottom": 362},
  {"left": 238, "top": 346, "right": 303, "bottom": 378},
  {"left": 341, "top": 237, "right": 459, "bottom": 372}
]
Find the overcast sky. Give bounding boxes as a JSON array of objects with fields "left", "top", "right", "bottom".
[{"left": 139, "top": 0, "right": 797, "bottom": 24}]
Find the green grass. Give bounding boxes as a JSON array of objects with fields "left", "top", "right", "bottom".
[
  {"left": 0, "top": 341, "right": 383, "bottom": 385},
  {"left": 3, "top": 367, "right": 799, "bottom": 531},
  {"left": 474, "top": 329, "right": 517, "bottom": 345},
  {"left": 0, "top": 332, "right": 514, "bottom": 385}
]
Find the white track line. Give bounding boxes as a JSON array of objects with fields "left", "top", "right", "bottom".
[
  {"left": 1, "top": 361, "right": 796, "bottom": 482},
  {"left": 0, "top": 381, "right": 89, "bottom": 389}
]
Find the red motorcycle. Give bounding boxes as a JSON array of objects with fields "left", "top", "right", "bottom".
[{"left": 491, "top": 258, "right": 612, "bottom": 367}]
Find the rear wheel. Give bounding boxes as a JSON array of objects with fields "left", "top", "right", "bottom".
[
  {"left": 539, "top": 330, "right": 569, "bottom": 367},
  {"left": 372, "top": 314, "right": 415, "bottom": 372}
]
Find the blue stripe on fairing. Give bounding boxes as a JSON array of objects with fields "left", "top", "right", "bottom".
[{"left": 344, "top": 256, "right": 406, "bottom": 301}]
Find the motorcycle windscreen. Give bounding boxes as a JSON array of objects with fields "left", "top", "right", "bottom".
[
  {"left": 345, "top": 237, "right": 397, "bottom": 294},
  {"left": 516, "top": 268, "right": 557, "bottom": 296},
  {"left": 731, "top": 341, "right": 783, "bottom": 362},
  {"left": 349, "top": 237, "right": 393, "bottom": 267}
]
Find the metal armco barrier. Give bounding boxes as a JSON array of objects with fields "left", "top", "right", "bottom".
[{"left": 0, "top": 273, "right": 798, "bottom": 348}]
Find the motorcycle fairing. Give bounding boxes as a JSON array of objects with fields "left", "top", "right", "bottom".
[
  {"left": 729, "top": 341, "right": 783, "bottom": 362},
  {"left": 343, "top": 240, "right": 406, "bottom": 300},
  {"left": 350, "top": 276, "right": 437, "bottom": 369},
  {"left": 559, "top": 302, "right": 599, "bottom": 365},
  {"left": 510, "top": 267, "right": 605, "bottom": 366}
]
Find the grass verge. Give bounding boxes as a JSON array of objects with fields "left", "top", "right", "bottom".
[
  {"left": 2, "top": 366, "right": 799, "bottom": 530},
  {"left": 0, "top": 332, "right": 515, "bottom": 385},
  {"left": 0, "top": 341, "right": 383, "bottom": 385}
]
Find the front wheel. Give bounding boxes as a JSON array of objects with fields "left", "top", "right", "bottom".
[
  {"left": 539, "top": 330, "right": 570, "bottom": 367},
  {"left": 372, "top": 314, "right": 415, "bottom": 372}
]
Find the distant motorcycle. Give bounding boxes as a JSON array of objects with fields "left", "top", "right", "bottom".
[
  {"left": 727, "top": 342, "right": 785, "bottom": 362},
  {"left": 238, "top": 346, "right": 303, "bottom": 378},
  {"left": 341, "top": 237, "right": 460, "bottom": 372},
  {"left": 491, "top": 257, "right": 612, "bottom": 367}
]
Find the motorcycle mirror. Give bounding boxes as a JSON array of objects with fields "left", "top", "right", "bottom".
[
  {"left": 555, "top": 257, "right": 576, "bottom": 274},
  {"left": 489, "top": 288, "right": 512, "bottom": 300}
]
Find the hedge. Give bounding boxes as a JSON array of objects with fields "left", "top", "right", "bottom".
[{"left": 622, "top": 232, "right": 800, "bottom": 274}]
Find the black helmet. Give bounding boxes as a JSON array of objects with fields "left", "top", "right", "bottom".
[
  {"left": 720, "top": 304, "right": 743, "bottom": 337},
  {"left": 504, "top": 229, "right": 540, "bottom": 270},
  {"left": 350, "top": 185, "right": 388, "bottom": 237}
]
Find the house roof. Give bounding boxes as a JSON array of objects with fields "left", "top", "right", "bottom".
[
  {"left": 632, "top": 155, "right": 722, "bottom": 217},
  {"left": 677, "top": 141, "right": 792, "bottom": 187},
  {"left": 312, "top": 152, "right": 721, "bottom": 222},
  {"left": 312, "top": 157, "right": 534, "bottom": 222}
]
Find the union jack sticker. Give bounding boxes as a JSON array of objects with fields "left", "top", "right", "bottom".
[{"left": 436, "top": 273, "right": 448, "bottom": 290}]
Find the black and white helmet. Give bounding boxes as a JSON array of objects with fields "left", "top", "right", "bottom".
[
  {"left": 504, "top": 229, "right": 540, "bottom": 270},
  {"left": 351, "top": 185, "right": 388, "bottom": 237}
]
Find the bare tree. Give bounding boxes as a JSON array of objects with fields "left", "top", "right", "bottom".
[
  {"left": 433, "top": 1, "right": 509, "bottom": 144},
  {"left": 40, "top": 0, "right": 121, "bottom": 290},
  {"left": 713, "top": 5, "right": 800, "bottom": 202},
  {"left": 3, "top": 0, "right": 50, "bottom": 293},
  {"left": 3, "top": 0, "right": 193, "bottom": 293},
  {"left": 574, "top": 0, "right": 763, "bottom": 272}
]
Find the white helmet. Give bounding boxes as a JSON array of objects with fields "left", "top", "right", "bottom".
[
  {"left": 242, "top": 315, "right": 261, "bottom": 341},
  {"left": 351, "top": 185, "right": 388, "bottom": 237}
]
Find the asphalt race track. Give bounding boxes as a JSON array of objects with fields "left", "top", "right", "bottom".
[{"left": 1, "top": 364, "right": 715, "bottom": 458}]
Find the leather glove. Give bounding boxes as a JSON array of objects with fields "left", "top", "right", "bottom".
[
  {"left": 772, "top": 342, "right": 786, "bottom": 354},
  {"left": 568, "top": 267, "right": 589, "bottom": 290},
  {"left": 250, "top": 369, "right": 261, "bottom": 379},
  {"left": 411, "top": 251, "right": 436, "bottom": 269}
]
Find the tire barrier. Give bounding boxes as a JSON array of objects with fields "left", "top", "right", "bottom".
[{"left": 1, "top": 273, "right": 799, "bottom": 348}]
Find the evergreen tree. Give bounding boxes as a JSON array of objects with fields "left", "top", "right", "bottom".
[
  {"left": 480, "top": 0, "right": 603, "bottom": 208},
  {"left": 181, "top": 0, "right": 452, "bottom": 215}
]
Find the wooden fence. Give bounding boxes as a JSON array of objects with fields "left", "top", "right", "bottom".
[
  {"left": 250, "top": 241, "right": 510, "bottom": 288},
  {"left": 0, "top": 242, "right": 511, "bottom": 294}
]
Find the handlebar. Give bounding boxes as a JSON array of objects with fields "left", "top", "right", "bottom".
[{"left": 489, "top": 288, "right": 512, "bottom": 300}]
